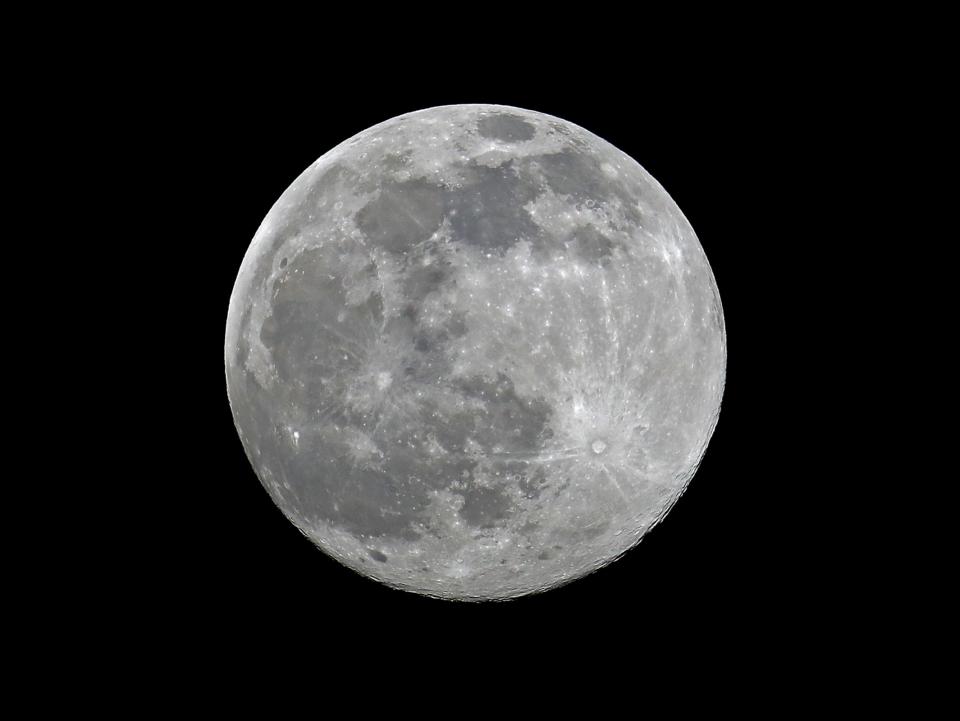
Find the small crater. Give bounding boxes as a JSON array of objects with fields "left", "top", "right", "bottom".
[
  {"left": 368, "top": 549, "right": 388, "bottom": 563},
  {"left": 446, "top": 313, "right": 468, "bottom": 338},
  {"left": 414, "top": 334, "right": 432, "bottom": 352},
  {"left": 279, "top": 257, "right": 288, "bottom": 268},
  {"left": 477, "top": 113, "right": 536, "bottom": 143},
  {"left": 400, "top": 303, "right": 418, "bottom": 322}
]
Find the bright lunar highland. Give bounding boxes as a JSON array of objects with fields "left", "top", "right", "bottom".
[{"left": 225, "top": 104, "right": 726, "bottom": 600}]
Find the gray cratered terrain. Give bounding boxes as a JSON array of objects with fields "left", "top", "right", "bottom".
[{"left": 225, "top": 104, "right": 726, "bottom": 600}]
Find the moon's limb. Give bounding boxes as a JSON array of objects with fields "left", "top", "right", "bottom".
[{"left": 225, "top": 105, "right": 726, "bottom": 600}]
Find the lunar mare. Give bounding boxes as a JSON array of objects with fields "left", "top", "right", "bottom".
[{"left": 225, "top": 104, "right": 725, "bottom": 600}]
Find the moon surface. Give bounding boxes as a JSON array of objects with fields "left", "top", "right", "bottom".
[{"left": 225, "top": 104, "right": 725, "bottom": 600}]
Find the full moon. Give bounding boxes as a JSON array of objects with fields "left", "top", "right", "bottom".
[{"left": 225, "top": 104, "right": 725, "bottom": 600}]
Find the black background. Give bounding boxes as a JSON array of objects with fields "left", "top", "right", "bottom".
[
  {"left": 143, "top": 54, "right": 835, "bottom": 660},
  {"left": 1, "top": 8, "right": 918, "bottom": 697}
]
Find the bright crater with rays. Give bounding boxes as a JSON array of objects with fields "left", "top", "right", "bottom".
[{"left": 225, "top": 104, "right": 726, "bottom": 600}]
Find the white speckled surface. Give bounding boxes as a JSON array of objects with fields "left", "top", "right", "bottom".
[{"left": 225, "top": 105, "right": 725, "bottom": 600}]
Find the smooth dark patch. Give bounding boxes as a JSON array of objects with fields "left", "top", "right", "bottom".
[
  {"left": 382, "top": 430, "right": 479, "bottom": 494},
  {"left": 529, "top": 150, "right": 607, "bottom": 200},
  {"left": 284, "top": 449, "right": 429, "bottom": 540},
  {"left": 444, "top": 163, "right": 541, "bottom": 252},
  {"left": 571, "top": 225, "right": 619, "bottom": 265},
  {"left": 458, "top": 486, "right": 512, "bottom": 528},
  {"left": 477, "top": 114, "right": 536, "bottom": 143},
  {"left": 258, "top": 247, "right": 384, "bottom": 395},
  {"left": 356, "top": 178, "right": 445, "bottom": 253},
  {"left": 522, "top": 150, "right": 644, "bottom": 228},
  {"left": 368, "top": 549, "right": 388, "bottom": 563},
  {"left": 356, "top": 161, "right": 545, "bottom": 254},
  {"left": 402, "top": 259, "right": 450, "bottom": 299},
  {"left": 399, "top": 303, "right": 418, "bottom": 322},
  {"left": 456, "top": 373, "right": 553, "bottom": 453},
  {"left": 445, "top": 313, "right": 468, "bottom": 338},
  {"left": 413, "top": 334, "right": 432, "bottom": 352}
]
